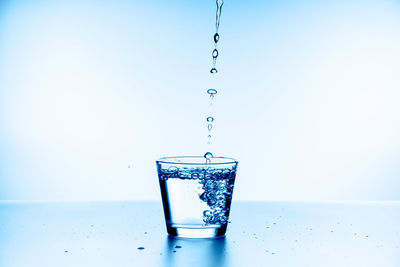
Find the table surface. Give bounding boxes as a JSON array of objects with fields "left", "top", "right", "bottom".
[{"left": 0, "top": 201, "right": 399, "bottom": 267}]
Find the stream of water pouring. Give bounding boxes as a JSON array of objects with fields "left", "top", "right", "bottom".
[{"left": 204, "top": 0, "right": 224, "bottom": 161}]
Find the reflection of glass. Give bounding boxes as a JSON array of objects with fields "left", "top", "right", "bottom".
[
  {"left": 162, "top": 236, "right": 228, "bottom": 267},
  {"left": 156, "top": 156, "right": 238, "bottom": 238}
]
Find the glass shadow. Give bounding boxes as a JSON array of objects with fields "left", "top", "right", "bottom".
[{"left": 161, "top": 235, "right": 229, "bottom": 267}]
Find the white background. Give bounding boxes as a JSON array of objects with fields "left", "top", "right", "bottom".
[{"left": 0, "top": 0, "right": 400, "bottom": 201}]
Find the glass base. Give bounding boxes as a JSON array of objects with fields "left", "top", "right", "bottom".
[{"left": 167, "top": 225, "right": 227, "bottom": 238}]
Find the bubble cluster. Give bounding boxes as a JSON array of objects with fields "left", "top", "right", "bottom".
[
  {"left": 198, "top": 171, "right": 235, "bottom": 225},
  {"left": 158, "top": 165, "right": 236, "bottom": 226}
]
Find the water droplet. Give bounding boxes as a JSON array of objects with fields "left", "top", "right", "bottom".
[
  {"left": 137, "top": 247, "right": 145, "bottom": 250},
  {"left": 207, "top": 89, "right": 217, "bottom": 96},
  {"left": 208, "top": 124, "right": 212, "bottom": 131},
  {"left": 208, "top": 134, "right": 211, "bottom": 139},
  {"left": 204, "top": 152, "right": 213, "bottom": 159},
  {"left": 210, "top": 68, "right": 218, "bottom": 74},
  {"left": 64, "top": 250, "right": 69, "bottom": 253},
  {"left": 212, "top": 49, "right": 218, "bottom": 59},
  {"left": 175, "top": 245, "right": 182, "bottom": 249},
  {"left": 214, "top": 33, "right": 219, "bottom": 43},
  {"left": 207, "top": 116, "right": 214, "bottom": 122}
]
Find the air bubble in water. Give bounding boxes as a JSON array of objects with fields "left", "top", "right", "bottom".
[
  {"left": 203, "top": 210, "right": 212, "bottom": 217},
  {"left": 214, "top": 33, "right": 219, "bottom": 43},
  {"left": 204, "top": 152, "right": 213, "bottom": 159},
  {"left": 210, "top": 68, "right": 218, "bottom": 74},
  {"left": 168, "top": 166, "right": 178, "bottom": 173},
  {"left": 212, "top": 49, "right": 218, "bottom": 59},
  {"left": 208, "top": 124, "right": 212, "bottom": 131},
  {"left": 207, "top": 116, "right": 214, "bottom": 122},
  {"left": 208, "top": 135, "right": 211, "bottom": 139}
]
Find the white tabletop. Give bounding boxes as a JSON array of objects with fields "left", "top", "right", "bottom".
[{"left": 0, "top": 201, "right": 399, "bottom": 267}]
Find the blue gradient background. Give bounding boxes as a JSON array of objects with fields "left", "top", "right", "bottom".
[{"left": 0, "top": 0, "right": 400, "bottom": 201}]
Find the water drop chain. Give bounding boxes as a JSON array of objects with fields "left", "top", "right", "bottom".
[
  {"left": 210, "top": 0, "right": 223, "bottom": 74},
  {"left": 205, "top": 0, "right": 224, "bottom": 154}
]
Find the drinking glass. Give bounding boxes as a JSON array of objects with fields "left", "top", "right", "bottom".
[{"left": 156, "top": 156, "right": 238, "bottom": 238}]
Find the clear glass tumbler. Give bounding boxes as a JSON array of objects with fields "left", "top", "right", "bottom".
[{"left": 156, "top": 156, "right": 238, "bottom": 238}]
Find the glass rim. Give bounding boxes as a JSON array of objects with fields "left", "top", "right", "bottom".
[{"left": 156, "top": 156, "right": 238, "bottom": 165}]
